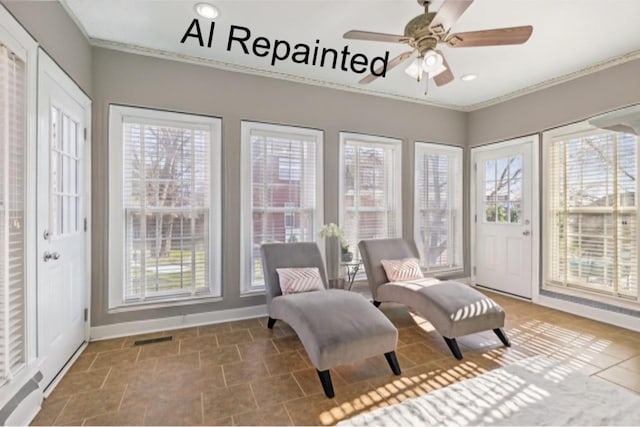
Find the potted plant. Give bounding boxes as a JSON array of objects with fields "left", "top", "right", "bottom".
[{"left": 341, "top": 243, "right": 353, "bottom": 262}]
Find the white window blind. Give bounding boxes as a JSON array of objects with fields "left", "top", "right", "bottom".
[
  {"left": 0, "top": 44, "right": 26, "bottom": 382},
  {"left": 546, "top": 126, "right": 638, "bottom": 301},
  {"left": 340, "top": 133, "right": 402, "bottom": 260},
  {"left": 109, "top": 106, "right": 222, "bottom": 307},
  {"left": 241, "top": 122, "right": 323, "bottom": 291},
  {"left": 414, "top": 143, "right": 463, "bottom": 271}
]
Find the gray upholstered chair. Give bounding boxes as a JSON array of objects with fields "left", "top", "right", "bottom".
[
  {"left": 358, "top": 238, "right": 510, "bottom": 360},
  {"left": 260, "top": 242, "right": 401, "bottom": 398}
]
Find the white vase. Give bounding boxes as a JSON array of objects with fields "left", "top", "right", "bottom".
[{"left": 325, "top": 236, "right": 340, "bottom": 281}]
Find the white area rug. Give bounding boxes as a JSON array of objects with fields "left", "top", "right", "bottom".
[{"left": 339, "top": 356, "right": 640, "bottom": 426}]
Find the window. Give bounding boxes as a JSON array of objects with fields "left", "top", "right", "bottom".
[
  {"left": 339, "top": 132, "right": 402, "bottom": 260},
  {"left": 241, "top": 122, "right": 323, "bottom": 292},
  {"left": 108, "top": 106, "right": 221, "bottom": 308},
  {"left": 483, "top": 155, "right": 523, "bottom": 224},
  {"left": 0, "top": 41, "right": 26, "bottom": 384},
  {"left": 414, "top": 143, "right": 463, "bottom": 271},
  {"left": 544, "top": 121, "right": 638, "bottom": 303}
]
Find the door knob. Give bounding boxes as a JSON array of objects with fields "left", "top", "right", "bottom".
[
  {"left": 43, "top": 251, "right": 61, "bottom": 262},
  {"left": 522, "top": 230, "right": 531, "bottom": 236}
]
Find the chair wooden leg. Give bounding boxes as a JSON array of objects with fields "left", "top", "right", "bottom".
[
  {"left": 373, "top": 300, "right": 381, "bottom": 307},
  {"left": 267, "top": 317, "right": 277, "bottom": 329},
  {"left": 443, "top": 337, "right": 463, "bottom": 360},
  {"left": 317, "top": 369, "right": 335, "bottom": 398},
  {"left": 384, "top": 351, "right": 401, "bottom": 375},
  {"left": 493, "top": 328, "right": 511, "bottom": 347}
]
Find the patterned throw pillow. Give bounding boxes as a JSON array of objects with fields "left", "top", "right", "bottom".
[
  {"left": 276, "top": 267, "right": 325, "bottom": 295},
  {"left": 381, "top": 258, "right": 424, "bottom": 282}
]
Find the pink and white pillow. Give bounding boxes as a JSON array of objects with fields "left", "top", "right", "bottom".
[
  {"left": 381, "top": 258, "right": 424, "bottom": 282},
  {"left": 276, "top": 267, "right": 325, "bottom": 295}
]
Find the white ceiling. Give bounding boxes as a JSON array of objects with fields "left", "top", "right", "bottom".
[{"left": 63, "top": 0, "right": 640, "bottom": 111}]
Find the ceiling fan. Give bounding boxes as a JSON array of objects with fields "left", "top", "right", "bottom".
[{"left": 343, "top": 0, "right": 533, "bottom": 87}]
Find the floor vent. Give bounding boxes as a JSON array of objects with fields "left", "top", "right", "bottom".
[{"left": 133, "top": 336, "right": 173, "bottom": 346}]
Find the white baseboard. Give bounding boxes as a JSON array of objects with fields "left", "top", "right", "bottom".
[
  {"left": 0, "top": 364, "right": 43, "bottom": 427},
  {"left": 90, "top": 304, "right": 268, "bottom": 341},
  {"left": 3, "top": 387, "right": 42, "bottom": 427},
  {"left": 471, "top": 280, "right": 639, "bottom": 332},
  {"left": 535, "top": 295, "right": 640, "bottom": 333}
]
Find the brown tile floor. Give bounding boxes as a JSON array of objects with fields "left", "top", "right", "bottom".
[{"left": 31, "top": 287, "right": 640, "bottom": 426}]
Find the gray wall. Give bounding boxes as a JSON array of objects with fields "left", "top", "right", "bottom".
[
  {"left": 467, "top": 59, "right": 640, "bottom": 146},
  {"left": 91, "top": 47, "right": 467, "bottom": 326},
  {"left": 1, "top": 0, "right": 92, "bottom": 95}
]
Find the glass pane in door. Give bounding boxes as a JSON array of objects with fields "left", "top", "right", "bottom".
[{"left": 50, "top": 107, "right": 81, "bottom": 236}]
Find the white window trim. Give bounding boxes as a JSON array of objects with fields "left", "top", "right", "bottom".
[
  {"left": 414, "top": 142, "right": 463, "bottom": 273},
  {"left": 0, "top": 4, "right": 39, "bottom": 410},
  {"left": 107, "top": 105, "right": 222, "bottom": 310},
  {"left": 542, "top": 121, "right": 640, "bottom": 306},
  {"left": 338, "top": 132, "right": 403, "bottom": 256},
  {"left": 240, "top": 121, "right": 324, "bottom": 294}
]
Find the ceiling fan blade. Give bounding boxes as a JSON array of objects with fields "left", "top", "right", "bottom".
[
  {"left": 446, "top": 25, "right": 533, "bottom": 47},
  {"left": 433, "top": 50, "right": 454, "bottom": 86},
  {"left": 359, "top": 50, "right": 414, "bottom": 84},
  {"left": 429, "top": 0, "right": 474, "bottom": 35},
  {"left": 343, "top": 30, "right": 410, "bottom": 44}
]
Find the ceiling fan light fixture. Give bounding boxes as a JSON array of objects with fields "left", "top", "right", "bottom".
[
  {"left": 461, "top": 73, "right": 477, "bottom": 81},
  {"left": 194, "top": 2, "right": 219, "bottom": 19},
  {"left": 422, "top": 50, "right": 443, "bottom": 73},
  {"left": 404, "top": 57, "right": 423, "bottom": 81}
]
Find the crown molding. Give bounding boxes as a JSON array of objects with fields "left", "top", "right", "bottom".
[
  {"left": 89, "top": 38, "right": 640, "bottom": 113},
  {"left": 90, "top": 37, "right": 466, "bottom": 111},
  {"left": 465, "top": 49, "right": 640, "bottom": 111}
]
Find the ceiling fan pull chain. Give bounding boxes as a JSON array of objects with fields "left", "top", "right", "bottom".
[{"left": 424, "top": 74, "right": 430, "bottom": 96}]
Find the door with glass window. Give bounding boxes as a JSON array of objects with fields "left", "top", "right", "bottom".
[
  {"left": 474, "top": 141, "right": 533, "bottom": 298},
  {"left": 37, "top": 52, "right": 90, "bottom": 389}
]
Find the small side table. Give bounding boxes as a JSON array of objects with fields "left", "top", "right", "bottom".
[{"left": 341, "top": 260, "right": 363, "bottom": 291}]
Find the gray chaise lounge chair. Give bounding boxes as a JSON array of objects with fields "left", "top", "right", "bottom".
[
  {"left": 358, "top": 238, "right": 510, "bottom": 360},
  {"left": 261, "top": 242, "right": 401, "bottom": 398}
]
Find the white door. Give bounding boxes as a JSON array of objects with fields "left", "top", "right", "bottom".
[
  {"left": 37, "top": 51, "right": 91, "bottom": 390},
  {"left": 474, "top": 140, "right": 534, "bottom": 298}
]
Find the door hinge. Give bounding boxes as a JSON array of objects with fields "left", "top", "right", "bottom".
[
  {"left": 84, "top": 128, "right": 87, "bottom": 141},
  {"left": 474, "top": 162, "right": 477, "bottom": 172},
  {"left": 473, "top": 266, "right": 477, "bottom": 275},
  {"left": 474, "top": 214, "right": 477, "bottom": 223},
  {"left": 84, "top": 308, "right": 88, "bottom": 322},
  {"left": 84, "top": 217, "right": 87, "bottom": 232}
]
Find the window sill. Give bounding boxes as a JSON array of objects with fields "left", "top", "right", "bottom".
[
  {"left": 543, "top": 282, "right": 639, "bottom": 312},
  {"left": 240, "top": 289, "right": 266, "bottom": 297},
  {"left": 108, "top": 295, "right": 223, "bottom": 314}
]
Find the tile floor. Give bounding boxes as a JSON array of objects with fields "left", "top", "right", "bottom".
[{"left": 31, "top": 288, "right": 640, "bottom": 426}]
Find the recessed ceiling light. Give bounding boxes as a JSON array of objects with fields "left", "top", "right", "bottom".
[
  {"left": 194, "top": 3, "right": 219, "bottom": 19},
  {"left": 461, "top": 73, "right": 477, "bottom": 82}
]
